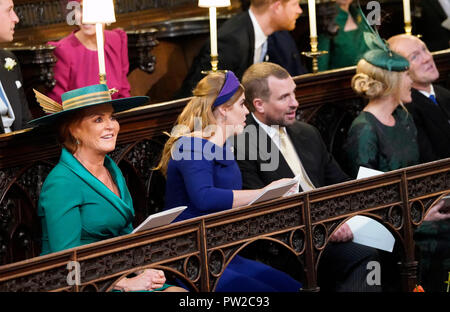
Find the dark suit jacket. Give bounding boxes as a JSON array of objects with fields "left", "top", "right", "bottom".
[
  {"left": 417, "top": 0, "right": 450, "bottom": 52},
  {"left": 267, "top": 31, "right": 307, "bottom": 77},
  {"left": 0, "top": 49, "right": 31, "bottom": 134},
  {"left": 175, "top": 11, "right": 307, "bottom": 98},
  {"left": 234, "top": 114, "right": 350, "bottom": 191},
  {"left": 407, "top": 86, "right": 450, "bottom": 161}
]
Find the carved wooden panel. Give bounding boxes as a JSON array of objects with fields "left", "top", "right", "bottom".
[
  {"left": 0, "top": 158, "right": 449, "bottom": 292},
  {"left": 205, "top": 205, "right": 303, "bottom": 249},
  {"left": 0, "top": 49, "right": 449, "bottom": 291},
  {"left": 310, "top": 184, "right": 402, "bottom": 223}
]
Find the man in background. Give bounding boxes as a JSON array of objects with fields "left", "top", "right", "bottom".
[
  {"left": 176, "top": 0, "right": 307, "bottom": 98},
  {"left": 0, "top": 0, "right": 31, "bottom": 134},
  {"left": 388, "top": 34, "right": 450, "bottom": 162}
]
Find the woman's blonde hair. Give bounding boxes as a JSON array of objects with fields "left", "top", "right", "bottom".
[
  {"left": 352, "top": 59, "right": 404, "bottom": 101},
  {"left": 155, "top": 72, "right": 244, "bottom": 176}
]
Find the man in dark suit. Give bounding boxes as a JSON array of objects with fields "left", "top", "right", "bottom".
[
  {"left": 176, "top": 0, "right": 307, "bottom": 98},
  {"left": 234, "top": 62, "right": 382, "bottom": 292},
  {"left": 0, "top": 0, "right": 31, "bottom": 134},
  {"left": 388, "top": 34, "right": 450, "bottom": 162}
]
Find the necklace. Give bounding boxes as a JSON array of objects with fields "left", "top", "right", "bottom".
[
  {"left": 105, "top": 167, "right": 120, "bottom": 196},
  {"left": 75, "top": 154, "right": 119, "bottom": 196}
]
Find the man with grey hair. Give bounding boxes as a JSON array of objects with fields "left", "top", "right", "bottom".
[
  {"left": 0, "top": 0, "right": 31, "bottom": 134},
  {"left": 388, "top": 34, "right": 450, "bottom": 161}
]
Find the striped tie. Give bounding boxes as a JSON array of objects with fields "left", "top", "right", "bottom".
[
  {"left": 278, "top": 128, "right": 315, "bottom": 192},
  {"left": 0, "top": 85, "right": 10, "bottom": 109}
]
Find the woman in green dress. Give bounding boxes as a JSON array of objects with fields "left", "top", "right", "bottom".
[
  {"left": 30, "top": 84, "right": 186, "bottom": 292},
  {"left": 318, "top": 0, "right": 369, "bottom": 71},
  {"left": 343, "top": 26, "right": 420, "bottom": 178}
]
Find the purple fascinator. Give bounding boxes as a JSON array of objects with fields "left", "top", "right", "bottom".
[{"left": 213, "top": 71, "right": 240, "bottom": 108}]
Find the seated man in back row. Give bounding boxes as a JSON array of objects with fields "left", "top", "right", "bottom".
[
  {"left": 234, "top": 61, "right": 382, "bottom": 291},
  {"left": 389, "top": 34, "right": 450, "bottom": 292},
  {"left": 176, "top": 0, "right": 307, "bottom": 98},
  {"left": 388, "top": 34, "right": 450, "bottom": 162},
  {"left": 0, "top": 0, "right": 31, "bottom": 134}
]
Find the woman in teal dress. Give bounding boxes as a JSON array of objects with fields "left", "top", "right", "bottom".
[
  {"left": 30, "top": 84, "right": 185, "bottom": 292},
  {"left": 343, "top": 17, "right": 420, "bottom": 178},
  {"left": 318, "top": 0, "right": 369, "bottom": 71}
]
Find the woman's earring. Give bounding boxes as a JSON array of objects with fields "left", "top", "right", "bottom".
[{"left": 76, "top": 138, "right": 80, "bottom": 145}]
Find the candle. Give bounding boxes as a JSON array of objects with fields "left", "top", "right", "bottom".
[
  {"left": 308, "top": 0, "right": 317, "bottom": 38},
  {"left": 209, "top": 7, "right": 218, "bottom": 56},
  {"left": 95, "top": 23, "right": 106, "bottom": 76},
  {"left": 403, "top": 0, "right": 411, "bottom": 23}
]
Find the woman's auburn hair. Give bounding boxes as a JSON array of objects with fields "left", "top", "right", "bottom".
[
  {"left": 57, "top": 110, "right": 85, "bottom": 154},
  {"left": 155, "top": 72, "right": 244, "bottom": 176}
]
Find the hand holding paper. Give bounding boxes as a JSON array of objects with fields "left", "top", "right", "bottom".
[
  {"left": 132, "top": 206, "right": 187, "bottom": 233},
  {"left": 345, "top": 215, "right": 395, "bottom": 252},
  {"left": 329, "top": 223, "right": 353, "bottom": 243},
  {"left": 248, "top": 178, "right": 298, "bottom": 205},
  {"left": 424, "top": 198, "right": 450, "bottom": 221}
]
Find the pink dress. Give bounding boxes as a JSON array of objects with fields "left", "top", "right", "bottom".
[{"left": 47, "top": 29, "right": 131, "bottom": 103}]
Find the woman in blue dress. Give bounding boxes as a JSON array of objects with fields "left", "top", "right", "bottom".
[{"left": 156, "top": 71, "right": 302, "bottom": 292}]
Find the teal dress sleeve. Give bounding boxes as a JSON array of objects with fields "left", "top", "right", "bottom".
[
  {"left": 345, "top": 117, "right": 379, "bottom": 178},
  {"left": 39, "top": 172, "right": 84, "bottom": 253},
  {"left": 318, "top": 34, "right": 331, "bottom": 71}
]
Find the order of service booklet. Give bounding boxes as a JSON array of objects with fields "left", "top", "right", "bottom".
[
  {"left": 132, "top": 206, "right": 187, "bottom": 234},
  {"left": 345, "top": 166, "right": 395, "bottom": 252},
  {"left": 248, "top": 178, "right": 298, "bottom": 205}
]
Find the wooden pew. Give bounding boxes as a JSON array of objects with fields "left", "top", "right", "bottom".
[
  {"left": 0, "top": 49, "right": 449, "bottom": 291},
  {"left": 2, "top": 0, "right": 414, "bottom": 107},
  {"left": 0, "top": 157, "right": 449, "bottom": 291}
]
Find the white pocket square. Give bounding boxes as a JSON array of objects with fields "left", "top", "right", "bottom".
[{"left": 15, "top": 80, "right": 22, "bottom": 89}]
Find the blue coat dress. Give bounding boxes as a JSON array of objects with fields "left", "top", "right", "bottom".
[{"left": 165, "top": 136, "right": 302, "bottom": 292}]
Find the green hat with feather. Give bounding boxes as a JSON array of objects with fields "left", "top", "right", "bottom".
[{"left": 357, "top": 2, "right": 409, "bottom": 72}]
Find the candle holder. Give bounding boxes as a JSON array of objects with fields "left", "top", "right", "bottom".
[
  {"left": 404, "top": 21, "right": 412, "bottom": 36},
  {"left": 82, "top": 0, "right": 116, "bottom": 85},
  {"left": 202, "top": 54, "right": 219, "bottom": 74},
  {"left": 201, "top": 54, "right": 228, "bottom": 75},
  {"left": 302, "top": 36, "right": 328, "bottom": 73},
  {"left": 199, "top": 1, "right": 230, "bottom": 75},
  {"left": 99, "top": 73, "right": 107, "bottom": 85}
]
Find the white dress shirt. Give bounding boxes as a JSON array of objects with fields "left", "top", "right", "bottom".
[
  {"left": 439, "top": 0, "right": 450, "bottom": 18},
  {"left": 0, "top": 81, "right": 15, "bottom": 133},
  {"left": 418, "top": 84, "right": 436, "bottom": 99},
  {"left": 248, "top": 9, "right": 268, "bottom": 65},
  {"left": 251, "top": 113, "right": 315, "bottom": 191}
]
